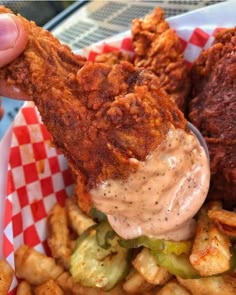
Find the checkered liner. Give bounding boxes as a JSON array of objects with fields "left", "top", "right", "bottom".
[{"left": 3, "top": 4, "right": 235, "bottom": 294}]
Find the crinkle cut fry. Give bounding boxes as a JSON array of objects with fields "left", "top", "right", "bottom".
[
  {"left": 34, "top": 279, "right": 64, "bottom": 295},
  {"left": 15, "top": 245, "right": 128, "bottom": 294},
  {"left": 47, "top": 203, "right": 72, "bottom": 270},
  {"left": 16, "top": 281, "right": 33, "bottom": 295},
  {"left": 189, "top": 202, "right": 231, "bottom": 277},
  {"left": 14, "top": 245, "right": 64, "bottom": 286},
  {"left": 0, "top": 6, "right": 187, "bottom": 190},
  {"left": 177, "top": 275, "right": 236, "bottom": 295},
  {"left": 0, "top": 259, "right": 14, "bottom": 295},
  {"left": 208, "top": 204, "right": 236, "bottom": 237},
  {"left": 66, "top": 197, "right": 95, "bottom": 236}
]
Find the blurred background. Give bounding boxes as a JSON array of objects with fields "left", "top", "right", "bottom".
[
  {"left": 0, "top": 0, "right": 227, "bottom": 139},
  {"left": 0, "top": 1, "right": 74, "bottom": 26}
]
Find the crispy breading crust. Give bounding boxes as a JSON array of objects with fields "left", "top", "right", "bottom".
[
  {"left": 0, "top": 7, "right": 187, "bottom": 189},
  {"left": 94, "top": 51, "right": 133, "bottom": 66},
  {"left": 131, "top": 7, "right": 191, "bottom": 112},
  {"left": 189, "top": 28, "right": 236, "bottom": 206}
]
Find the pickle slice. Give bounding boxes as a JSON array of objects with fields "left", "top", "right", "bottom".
[
  {"left": 89, "top": 206, "right": 107, "bottom": 222},
  {"left": 119, "top": 236, "right": 192, "bottom": 255},
  {"left": 96, "top": 220, "right": 116, "bottom": 249},
  {"left": 151, "top": 247, "right": 236, "bottom": 279},
  {"left": 151, "top": 251, "right": 200, "bottom": 279},
  {"left": 70, "top": 225, "right": 131, "bottom": 291}
]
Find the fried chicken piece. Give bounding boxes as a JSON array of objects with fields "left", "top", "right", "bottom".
[
  {"left": 0, "top": 7, "right": 187, "bottom": 190},
  {"left": 0, "top": 5, "right": 86, "bottom": 96},
  {"left": 131, "top": 7, "right": 190, "bottom": 112},
  {"left": 188, "top": 28, "right": 236, "bottom": 207},
  {"left": 94, "top": 51, "right": 133, "bottom": 66}
]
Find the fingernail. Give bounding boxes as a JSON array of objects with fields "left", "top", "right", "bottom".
[{"left": 0, "top": 14, "right": 18, "bottom": 50}]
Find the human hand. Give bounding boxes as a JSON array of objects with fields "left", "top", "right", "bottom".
[
  {"left": 0, "top": 13, "right": 28, "bottom": 119},
  {"left": 0, "top": 97, "right": 3, "bottom": 120}
]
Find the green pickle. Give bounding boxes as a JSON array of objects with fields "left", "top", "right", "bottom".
[
  {"left": 89, "top": 206, "right": 107, "bottom": 222},
  {"left": 151, "top": 251, "right": 200, "bottom": 279},
  {"left": 70, "top": 217, "right": 236, "bottom": 288},
  {"left": 151, "top": 247, "right": 236, "bottom": 279},
  {"left": 119, "top": 235, "right": 192, "bottom": 255},
  {"left": 96, "top": 220, "right": 116, "bottom": 249},
  {"left": 70, "top": 224, "right": 131, "bottom": 291}
]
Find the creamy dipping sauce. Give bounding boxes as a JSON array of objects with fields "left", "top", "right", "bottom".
[{"left": 90, "top": 127, "right": 210, "bottom": 241}]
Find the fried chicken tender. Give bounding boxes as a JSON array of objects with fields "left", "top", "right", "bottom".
[
  {"left": 0, "top": 7, "right": 187, "bottom": 190},
  {"left": 131, "top": 7, "right": 190, "bottom": 112},
  {"left": 94, "top": 51, "right": 133, "bottom": 66},
  {"left": 188, "top": 28, "right": 236, "bottom": 207}
]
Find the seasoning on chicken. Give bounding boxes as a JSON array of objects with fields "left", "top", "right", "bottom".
[
  {"left": 0, "top": 7, "right": 186, "bottom": 188},
  {"left": 0, "top": 7, "right": 210, "bottom": 241},
  {"left": 189, "top": 28, "right": 236, "bottom": 207},
  {"left": 131, "top": 7, "right": 190, "bottom": 112},
  {"left": 94, "top": 51, "right": 133, "bottom": 66}
]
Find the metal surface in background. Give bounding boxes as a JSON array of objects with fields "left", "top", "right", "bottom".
[
  {"left": 0, "top": 0, "right": 226, "bottom": 139},
  {"left": 0, "top": 0, "right": 73, "bottom": 26},
  {"left": 51, "top": 0, "right": 225, "bottom": 50}
]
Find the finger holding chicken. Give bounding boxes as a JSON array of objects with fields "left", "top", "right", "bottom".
[{"left": 0, "top": 6, "right": 209, "bottom": 242}]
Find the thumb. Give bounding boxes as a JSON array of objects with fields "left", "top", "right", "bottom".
[{"left": 0, "top": 13, "right": 28, "bottom": 67}]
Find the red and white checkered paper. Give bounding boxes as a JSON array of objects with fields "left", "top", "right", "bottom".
[{"left": 2, "top": 2, "right": 235, "bottom": 294}]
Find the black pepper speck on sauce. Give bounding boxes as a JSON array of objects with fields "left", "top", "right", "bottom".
[{"left": 91, "top": 127, "right": 210, "bottom": 241}]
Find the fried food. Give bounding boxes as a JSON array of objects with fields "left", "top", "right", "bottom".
[
  {"left": 122, "top": 269, "right": 155, "bottom": 294},
  {"left": 16, "top": 281, "right": 33, "bottom": 295},
  {"left": 189, "top": 28, "right": 236, "bottom": 207},
  {"left": 57, "top": 271, "right": 127, "bottom": 295},
  {"left": 0, "top": 259, "right": 14, "bottom": 295},
  {"left": 177, "top": 275, "right": 236, "bottom": 295},
  {"left": 189, "top": 202, "right": 231, "bottom": 276},
  {"left": 94, "top": 51, "right": 133, "bottom": 66},
  {"left": 131, "top": 7, "right": 190, "bottom": 112},
  {"left": 0, "top": 6, "right": 86, "bottom": 94},
  {"left": 15, "top": 245, "right": 76, "bottom": 293},
  {"left": 66, "top": 197, "right": 95, "bottom": 235},
  {"left": 208, "top": 204, "right": 236, "bottom": 237},
  {"left": 0, "top": 7, "right": 187, "bottom": 191},
  {"left": 47, "top": 203, "right": 72, "bottom": 270},
  {"left": 132, "top": 248, "right": 172, "bottom": 285},
  {"left": 15, "top": 244, "right": 127, "bottom": 294},
  {"left": 34, "top": 279, "right": 64, "bottom": 295},
  {"left": 15, "top": 245, "right": 64, "bottom": 285},
  {"left": 156, "top": 280, "right": 191, "bottom": 295}
]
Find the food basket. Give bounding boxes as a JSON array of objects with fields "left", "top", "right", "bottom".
[{"left": 0, "top": 1, "right": 235, "bottom": 293}]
